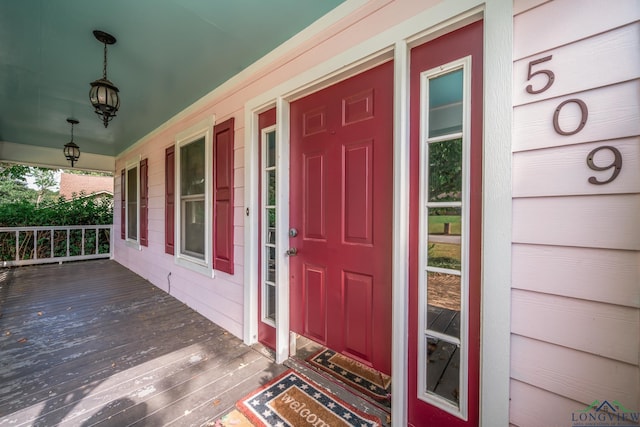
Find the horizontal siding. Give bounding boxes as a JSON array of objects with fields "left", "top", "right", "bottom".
[
  {"left": 512, "top": 244, "right": 640, "bottom": 308},
  {"left": 511, "top": 1, "right": 640, "bottom": 425},
  {"left": 513, "top": 79, "right": 640, "bottom": 152},
  {"left": 513, "top": 22, "right": 640, "bottom": 106},
  {"left": 513, "top": 0, "right": 549, "bottom": 16},
  {"left": 512, "top": 137, "right": 640, "bottom": 197},
  {"left": 512, "top": 289, "right": 639, "bottom": 365},
  {"left": 512, "top": 194, "right": 640, "bottom": 250},
  {"left": 510, "top": 379, "right": 591, "bottom": 427},
  {"left": 234, "top": 167, "right": 244, "bottom": 188},
  {"left": 114, "top": 137, "right": 246, "bottom": 337},
  {"left": 513, "top": 0, "right": 639, "bottom": 60},
  {"left": 511, "top": 335, "right": 639, "bottom": 404}
]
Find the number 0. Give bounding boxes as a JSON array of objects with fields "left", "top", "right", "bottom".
[{"left": 553, "top": 99, "right": 588, "bottom": 136}]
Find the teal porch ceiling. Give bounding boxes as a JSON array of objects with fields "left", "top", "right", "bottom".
[{"left": 0, "top": 0, "right": 345, "bottom": 158}]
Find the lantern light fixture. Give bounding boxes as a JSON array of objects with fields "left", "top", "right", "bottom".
[
  {"left": 89, "top": 30, "right": 120, "bottom": 127},
  {"left": 63, "top": 118, "right": 80, "bottom": 167}
]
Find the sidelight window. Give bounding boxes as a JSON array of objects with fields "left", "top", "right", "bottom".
[
  {"left": 261, "top": 127, "right": 277, "bottom": 324},
  {"left": 418, "top": 57, "right": 470, "bottom": 419}
]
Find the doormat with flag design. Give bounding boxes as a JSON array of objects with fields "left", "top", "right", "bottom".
[
  {"left": 236, "top": 369, "right": 381, "bottom": 427},
  {"left": 307, "top": 348, "right": 391, "bottom": 401}
]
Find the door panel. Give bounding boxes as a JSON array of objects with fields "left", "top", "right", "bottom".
[
  {"left": 290, "top": 61, "right": 393, "bottom": 374},
  {"left": 343, "top": 140, "right": 373, "bottom": 245},
  {"left": 343, "top": 271, "right": 373, "bottom": 361},
  {"left": 303, "top": 153, "right": 327, "bottom": 240},
  {"left": 303, "top": 264, "right": 327, "bottom": 342},
  {"left": 409, "top": 21, "right": 483, "bottom": 426}
]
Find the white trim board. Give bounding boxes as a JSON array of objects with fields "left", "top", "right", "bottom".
[{"left": 0, "top": 140, "right": 115, "bottom": 172}]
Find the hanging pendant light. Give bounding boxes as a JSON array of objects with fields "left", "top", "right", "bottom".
[
  {"left": 89, "top": 30, "right": 120, "bottom": 127},
  {"left": 63, "top": 119, "right": 80, "bottom": 167}
]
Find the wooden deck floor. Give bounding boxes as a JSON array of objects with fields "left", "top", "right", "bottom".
[{"left": 0, "top": 260, "right": 287, "bottom": 426}]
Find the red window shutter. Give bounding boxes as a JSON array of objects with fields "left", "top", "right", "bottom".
[
  {"left": 140, "top": 158, "right": 149, "bottom": 247},
  {"left": 120, "top": 168, "right": 125, "bottom": 240},
  {"left": 165, "top": 146, "right": 175, "bottom": 255},
  {"left": 213, "top": 118, "right": 235, "bottom": 274}
]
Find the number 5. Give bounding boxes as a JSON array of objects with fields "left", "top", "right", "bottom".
[{"left": 526, "top": 55, "right": 555, "bottom": 94}]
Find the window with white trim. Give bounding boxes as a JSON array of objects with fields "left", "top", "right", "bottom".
[
  {"left": 261, "top": 126, "right": 277, "bottom": 325},
  {"left": 126, "top": 162, "right": 139, "bottom": 244},
  {"left": 175, "top": 120, "right": 213, "bottom": 275},
  {"left": 418, "top": 57, "right": 471, "bottom": 419}
]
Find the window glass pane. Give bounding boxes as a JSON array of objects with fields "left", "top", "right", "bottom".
[
  {"left": 265, "top": 284, "right": 276, "bottom": 321},
  {"left": 425, "top": 336, "right": 460, "bottom": 406},
  {"left": 266, "top": 208, "right": 276, "bottom": 245},
  {"left": 182, "top": 199, "right": 205, "bottom": 258},
  {"left": 427, "top": 207, "right": 461, "bottom": 270},
  {"left": 127, "top": 167, "right": 138, "bottom": 240},
  {"left": 267, "top": 170, "right": 276, "bottom": 206},
  {"left": 266, "top": 131, "right": 276, "bottom": 168},
  {"left": 266, "top": 246, "right": 276, "bottom": 283},
  {"left": 428, "top": 69, "right": 463, "bottom": 138},
  {"left": 428, "top": 138, "right": 462, "bottom": 202},
  {"left": 180, "top": 137, "right": 205, "bottom": 196},
  {"left": 426, "top": 272, "right": 460, "bottom": 338}
]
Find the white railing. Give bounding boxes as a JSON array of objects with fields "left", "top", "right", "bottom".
[{"left": 0, "top": 225, "right": 112, "bottom": 267}]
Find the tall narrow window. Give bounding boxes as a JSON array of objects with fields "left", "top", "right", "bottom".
[
  {"left": 261, "top": 127, "right": 277, "bottom": 324},
  {"left": 418, "top": 58, "right": 470, "bottom": 418},
  {"left": 180, "top": 137, "right": 206, "bottom": 260},
  {"left": 126, "top": 164, "right": 139, "bottom": 242}
]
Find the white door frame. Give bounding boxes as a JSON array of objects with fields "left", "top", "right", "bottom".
[{"left": 243, "top": 1, "right": 513, "bottom": 425}]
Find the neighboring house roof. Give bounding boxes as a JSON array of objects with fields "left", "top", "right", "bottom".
[{"left": 59, "top": 173, "right": 113, "bottom": 200}]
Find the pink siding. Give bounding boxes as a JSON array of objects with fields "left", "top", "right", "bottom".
[
  {"left": 112, "top": 0, "right": 442, "bottom": 340},
  {"left": 511, "top": 1, "right": 640, "bottom": 424}
]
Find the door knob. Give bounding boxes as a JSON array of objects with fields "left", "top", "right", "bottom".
[{"left": 285, "top": 247, "right": 298, "bottom": 256}]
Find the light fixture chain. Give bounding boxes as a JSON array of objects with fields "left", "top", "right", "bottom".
[{"left": 103, "top": 42, "right": 108, "bottom": 79}]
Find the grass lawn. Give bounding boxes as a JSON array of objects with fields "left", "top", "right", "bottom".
[
  {"left": 428, "top": 215, "right": 461, "bottom": 235},
  {"left": 429, "top": 242, "right": 460, "bottom": 259}
]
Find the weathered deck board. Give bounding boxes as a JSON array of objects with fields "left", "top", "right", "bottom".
[{"left": 0, "top": 260, "right": 287, "bottom": 426}]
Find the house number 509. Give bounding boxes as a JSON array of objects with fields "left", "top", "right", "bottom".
[{"left": 526, "top": 55, "right": 622, "bottom": 184}]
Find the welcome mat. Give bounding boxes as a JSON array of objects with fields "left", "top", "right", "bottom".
[
  {"left": 307, "top": 348, "right": 391, "bottom": 401},
  {"left": 236, "top": 370, "right": 381, "bottom": 427}
]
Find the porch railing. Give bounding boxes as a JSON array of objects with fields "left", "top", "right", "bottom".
[{"left": 0, "top": 225, "right": 112, "bottom": 267}]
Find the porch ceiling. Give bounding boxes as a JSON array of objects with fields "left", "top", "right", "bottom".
[{"left": 0, "top": 0, "right": 345, "bottom": 165}]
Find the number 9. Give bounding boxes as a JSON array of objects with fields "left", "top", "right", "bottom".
[{"left": 586, "top": 146, "right": 622, "bottom": 185}]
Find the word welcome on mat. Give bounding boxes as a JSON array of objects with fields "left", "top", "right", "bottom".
[{"left": 236, "top": 370, "right": 382, "bottom": 426}]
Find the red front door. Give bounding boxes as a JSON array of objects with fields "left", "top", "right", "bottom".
[
  {"left": 289, "top": 62, "right": 393, "bottom": 374},
  {"left": 408, "top": 21, "right": 483, "bottom": 426}
]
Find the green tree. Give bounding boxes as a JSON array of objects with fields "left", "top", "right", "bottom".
[
  {"left": 0, "top": 163, "right": 31, "bottom": 181},
  {"left": 31, "top": 168, "right": 58, "bottom": 207},
  {"left": 428, "top": 138, "right": 462, "bottom": 202},
  {"left": 0, "top": 163, "right": 38, "bottom": 204}
]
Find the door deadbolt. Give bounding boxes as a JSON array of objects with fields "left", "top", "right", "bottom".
[{"left": 289, "top": 228, "right": 298, "bottom": 237}]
